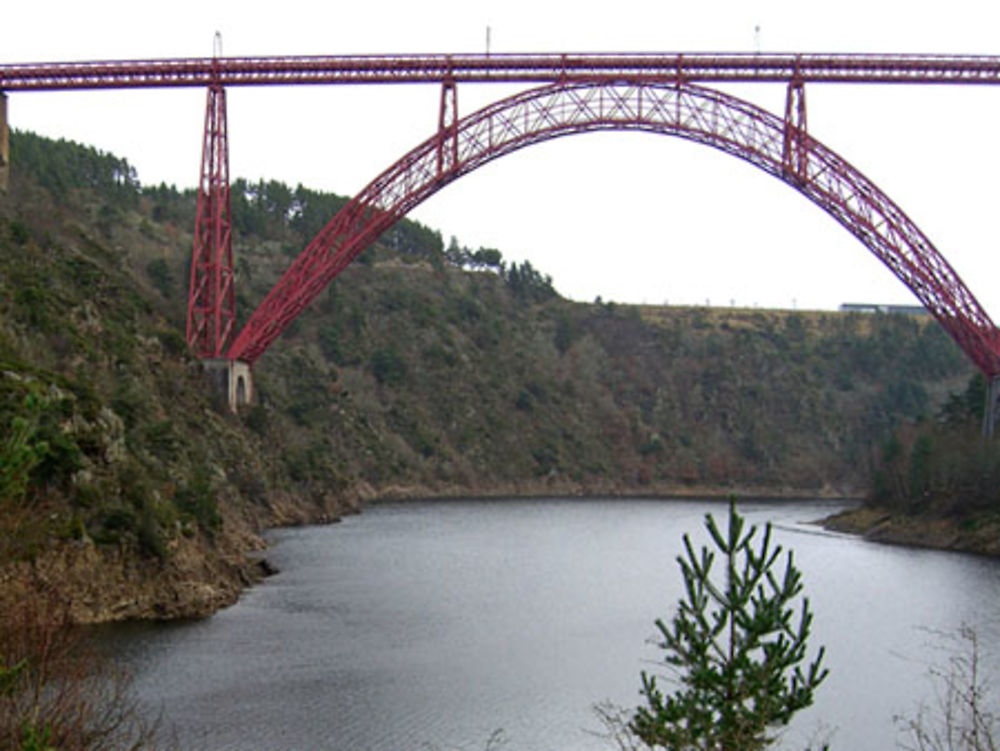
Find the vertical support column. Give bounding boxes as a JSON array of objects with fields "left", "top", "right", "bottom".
[
  {"left": 0, "top": 92, "right": 9, "bottom": 193},
  {"left": 782, "top": 78, "right": 808, "bottom": 183},
  {"left": 186, "top": 83, "right": 235, "bottom": 358},
  {"left": 983, "top": 376, "right": 1000, "bottom": 438},
  {"left": 436, "top": 77, "right": 458, "bottom": 177}
]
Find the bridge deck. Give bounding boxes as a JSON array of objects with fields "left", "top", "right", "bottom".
[{"left": 3, "top": 52, "right": 1000, "bottom": 90}]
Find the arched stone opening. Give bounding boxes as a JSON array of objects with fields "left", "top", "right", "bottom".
[{"left": 235, "top": 374, "right": 248, "bottom": 407}]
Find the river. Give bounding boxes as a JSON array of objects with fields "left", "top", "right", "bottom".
[{"left": 102, "top": 498, "right": 1000, "bottom": 750}]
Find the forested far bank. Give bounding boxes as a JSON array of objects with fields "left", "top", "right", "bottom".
[{"left": 824, "top": 372, "right": 1000, "bottom": 556}]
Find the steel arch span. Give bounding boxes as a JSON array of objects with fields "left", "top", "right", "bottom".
[{"left": 227, "top": 80, "right": 1000, "bottom": 374}]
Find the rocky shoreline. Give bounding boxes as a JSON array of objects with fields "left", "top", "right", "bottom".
[
  {"left": 0, "top": 488, "right": 357, "bottom": 624},
  {"left": 17, "top": 485, "right": 994, "bottom": 626},
  {"left": 821, "top": 505, "right": 1000, "bottom": 558}
]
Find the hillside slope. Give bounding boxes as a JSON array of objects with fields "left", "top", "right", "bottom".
[{"left": 0, "top": 132, "right": 975, "bottom": 620}]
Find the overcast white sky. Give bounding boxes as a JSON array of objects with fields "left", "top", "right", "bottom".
[{"left": 5, "top": 0, "right": 1000, "bottom": 315}]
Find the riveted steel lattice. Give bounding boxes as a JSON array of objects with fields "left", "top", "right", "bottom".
[
  {"left": 186, "top": 84, "right": 235, "bottom": 358},
  {"left": 226, "top": 80, "right": 1000, "bottom": 375},
  {"left": 7, "top": 52, "right": 1000, "bottom": 90}
]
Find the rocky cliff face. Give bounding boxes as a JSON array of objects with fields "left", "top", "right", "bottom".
[{"left": 1, "top": 527, "right": 258, "bottom": 622}]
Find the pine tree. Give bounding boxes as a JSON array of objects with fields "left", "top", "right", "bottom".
[{"left": 632, "top": 499, "right": 828, "bottom": 750}]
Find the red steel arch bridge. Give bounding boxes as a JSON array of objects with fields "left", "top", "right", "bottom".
[{"left": 3, "top": 52, "right": 1000, "bottom": 428}]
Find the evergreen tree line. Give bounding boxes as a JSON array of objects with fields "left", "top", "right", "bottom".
[
  {"left": 10, "top": 130, "right": 557, "bottom": 307},
  {"left": 445, "top": 236, "right": 556, "bottom": 302},
  {"left": 226, "top": 180, "right": 557, "bottom": 302},
  {"left": 872, "top": 373, "right": 1000, "bottom": 513},
  {"left": 11, "top": 130, "right": 140, "bottom": 208}
]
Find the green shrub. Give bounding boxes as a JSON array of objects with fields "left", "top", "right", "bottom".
[
  {"left": 143, "top": 420, "right": 178, "bottom": 458},
  {"left": 6, "top": 219, "right": 30, "bottom": 246},
  {"left": 12, "top": 286, "right": 49, "bottom": 329},
  {"left": 173, "top": 466, "right": 222, "bottom": 534},
  {"left": 145, "top": 258, "right": 174, "bottom": 298},
  {"left": 90, "top": 508, "right": 137, "bottom": 545},
  {"left": 370, "top": 347, "right": 407, "bottom": 387},
  {"left": 156, "top": 327, "right": 187, "bottom": 358},
  {"left": 136, "top": 506, "right": 167, "bottom": 560},
  {"left": 318, "top": 325, "right": 345, "bottom": 364},
  {"left": 244, "top": 404, "right": 268, "bottom": 435}
]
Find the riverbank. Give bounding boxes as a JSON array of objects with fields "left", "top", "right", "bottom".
[
  {"left": 0, "top": 489, "right": 355, "bottom": 624},
  {"left": 358, "top": 478, "right": 858, "bottom": 503},
  {"left": 822, "top": 505, "right": 1000, "bottom": 557},
  {"left": 96, "top": 498, "right": 1000, "bottom": 751},
  {"left": 12, "top": 487, "right": 999, "bottom": 626},
  {"left": 1, "top": 483, "right": 855, "bottom": 625}
]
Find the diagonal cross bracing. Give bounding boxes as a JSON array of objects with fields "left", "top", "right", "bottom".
[
  {"left": 226, "top": 80, "right": 1000, "bottom": 375},
  {"left": 186, "top": 84, "right": 235, "bottom": 358}
]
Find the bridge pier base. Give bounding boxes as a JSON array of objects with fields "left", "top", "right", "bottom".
[
  {"left": 1, "top": 92, "right": 9, "bottom": 192},
  {"left": 983, "top": 377, "right": 1000, "bottom": 438},
  {"left": 201, "top": 359, "right": 253, "bottom": 413}
]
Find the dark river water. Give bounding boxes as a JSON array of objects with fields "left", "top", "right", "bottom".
[{"left": 102, "top": 498, "right": 1000, "bottom": 750}]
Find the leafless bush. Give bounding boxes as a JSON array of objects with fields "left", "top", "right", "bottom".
[
  {"left": 896, "top": 625, "right": 999, "bottom": 751},
  {"left": 420, "top": 728, "right": 508, "bottom": 751},
  {"left": 0, "top": 591, "right": 169, "bottom": 751},
  {"left": 590, "top": 701, "right": 649, "bottom": 751}
]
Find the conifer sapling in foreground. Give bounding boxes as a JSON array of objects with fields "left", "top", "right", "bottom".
[{"left": 632, "top": 499, "right": 828, "bottom": 750}]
